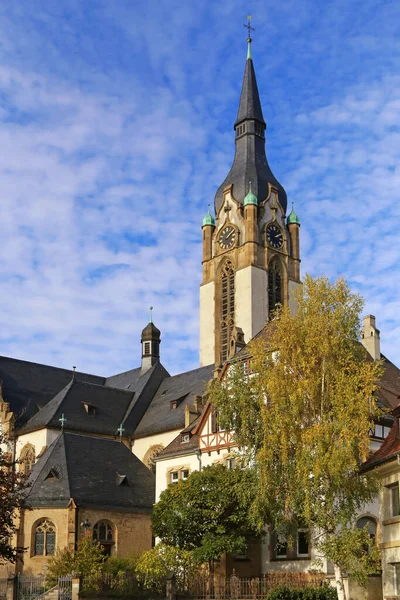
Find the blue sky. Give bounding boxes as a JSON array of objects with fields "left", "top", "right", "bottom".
[{"left": 0, "top": 0, "right": 399, "bottom": 376}]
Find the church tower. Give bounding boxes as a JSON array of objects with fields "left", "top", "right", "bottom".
[{"left": 200, "top": 32, "right": 301, "bottom": 367}]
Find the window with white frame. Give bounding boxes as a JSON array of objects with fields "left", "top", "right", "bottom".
[
  {"left": 170, "top": 471, "right": 179, "bottom": 484},
  {"left": 170, "top": 469, "right": 190, "bottom": 484}
]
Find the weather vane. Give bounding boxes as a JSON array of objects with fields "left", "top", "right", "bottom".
[{"left": 244, "top": 15, "right": 254, "bottom": 42}]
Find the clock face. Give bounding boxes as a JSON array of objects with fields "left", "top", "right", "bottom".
[
  {"left": 218, "top": 225, "right": 236, "bottom": 250},
  {"left": 266, "top": 224, "right": 283, "bottom": 249}
]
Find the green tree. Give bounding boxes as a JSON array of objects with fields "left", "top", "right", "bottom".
[
  {"left": 152, "top": 464, "right": 259, "bottom": 587},
  {"left": 209, "top": 276, "right": 383, "bottom": 600},
  {"left": 0, "top": 433, "right": 28, "bottom": 564}
]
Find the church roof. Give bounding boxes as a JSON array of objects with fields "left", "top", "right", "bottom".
[
  {"left": 214, "top": 42, "right": 287, "bottom": 214},
  {"left": 0, "top": 355, "right": 104, "bottom": 427},
  {"left": 17, "top": 379, "right": 136, "bottom": 436},
  {"left": 105, "top": 366, "right": 142, "bottom": 390},
  {"left": 26, "top": 432, "right": 154, "bottom": 511},
  {"left": 133, "top": 364, "right": 214, "bottom": 438}
]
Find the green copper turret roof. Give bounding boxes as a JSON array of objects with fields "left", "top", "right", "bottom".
[
  {"left": 202, "top": 205, "right": 216, "bottom": 227},
  {"left": 287, "top": 203, "right": 300, "bottom": 225},
  {"left": 243, "top": 182, "right": 258, "bottom": 206}
]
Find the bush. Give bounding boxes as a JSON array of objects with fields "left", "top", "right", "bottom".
[
  {"left": 135, "top": 544, "right": 200, "bottom": 593},
  {"left": 265, "top": 585, "right": 337, "bottom": 600},
  {"left": 47, "top": 537, "right": 105, "bottom": 586}
]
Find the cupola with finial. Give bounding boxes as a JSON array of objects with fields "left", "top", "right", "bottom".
[{"left": 141, "top": 307, "right": 161, "bottom": 373}]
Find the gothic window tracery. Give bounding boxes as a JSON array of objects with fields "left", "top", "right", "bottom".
[
  {"left": 268, "top": 259, "right": 283, "bottom": 315},
  {"left": 20, "top": 443, "right": 35, "bottom": 476},
  {"left": 220, "top": 261, "right": 235, "bottom": 363},
  {"left": 34, "top": 519, "right": 56, "bottom": 556},
  {"left": 93, "top": 520, "right": 115, "bottom": 556},
  {"left": 143, "top": 445, "right": 164, "bottom": 474}
]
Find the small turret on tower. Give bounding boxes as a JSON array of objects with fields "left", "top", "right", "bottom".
[
  {"left": 202, "top": 205, "right": 216, "bottom": 266},
  {"left": 287, "top": 203, "right": 301, "bottom": 281},
  {"left": 141, "top": 307, "right": 161, "bottom": 373}
]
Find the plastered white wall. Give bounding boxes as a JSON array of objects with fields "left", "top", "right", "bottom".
[
  {"left": 132, "top": 429, "right": 181, "bottom": 463},
  {"left": 200, "top": 281, "right": 215, "bottom": 366},
  {"left": 16, "top": 428, "right": 59, "bottom": 461}
]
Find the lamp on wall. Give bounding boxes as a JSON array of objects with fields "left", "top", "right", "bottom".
[{"left": 80, "top": 520, "right": 91, "bottom": 537}]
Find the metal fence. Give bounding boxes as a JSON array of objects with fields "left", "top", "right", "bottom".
[
  {"left": 81, "top": 572, "right": 141, "bottom": 595},
  {"left": 16, "top": 575, "right": 47, "bottom": 600},
  {"left": 58, "top": 576, "right": 72, "bottom": 600},
  {"left": 178, "top": 572, "right": 327, "bottom": 599}
]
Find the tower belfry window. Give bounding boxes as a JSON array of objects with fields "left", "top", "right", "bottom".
[
  {"left": 268, "top": 259, "right": 282, "bottom": 314},
  {"left": 220, "top": 261, "right": 235, "bottom": 362}
]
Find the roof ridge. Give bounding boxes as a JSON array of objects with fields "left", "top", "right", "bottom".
[
  {"left": 75, "top": 379, "right": 136, "bottom": 395},
  {"left": 0, "top": 354, "right": 105, "bottom": 381}
]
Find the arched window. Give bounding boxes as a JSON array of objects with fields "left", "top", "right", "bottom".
[
  {"left": 143, "top": 445, "right": 164, "bottom": 474},
  {"left": 357, "top": 517, "right": 377, "bottom": 540},
  {"left": 268, "top": 259, "right": 282, "bottom": 315},
  {"left": 34, "top": 519, "right": 56, "bottom": 556},
  {"left": 20, "top": 443, "right": 36, "bottom": 476},
  {"left": 220, "top": 261, "right": 235, "bottom": 362},
  {"left": 93, "top": 521, "right": 114, "bottom": 556}
]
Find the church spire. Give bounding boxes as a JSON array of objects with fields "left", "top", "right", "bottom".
[{"left": 214, "top": 24, "right": 287, "bottom": 215}]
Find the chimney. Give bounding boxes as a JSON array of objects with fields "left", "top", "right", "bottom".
[{"left": 361, "top": 315, "right": 381, "bottom": 361}]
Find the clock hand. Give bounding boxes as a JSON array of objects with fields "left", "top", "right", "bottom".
[{"left": 225, "top": 231, "right": 234, "bottom": 241}]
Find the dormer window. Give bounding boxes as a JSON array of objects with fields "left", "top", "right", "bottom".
[
  {"left": 170, "top": 401, "right": 177, "bottom": 410},
  {"left": 82, "top": 402, "right": 96, "bottom": 415},
  {"left": 182, "top": 434, "right": 190, "bottom": 443}
]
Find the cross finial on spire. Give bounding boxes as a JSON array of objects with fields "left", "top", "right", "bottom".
[
  {"left": 149, "top": 306, "right": 153, "bottom": 323},
  {"left": 59, "top": 413, "right": 67, "bottom": 431},
  {"left": 117, "top": 424, "right": 125, "bottom": 440},
  {"left": 244, "top": 15, "right": 254, "bottom": 59}
]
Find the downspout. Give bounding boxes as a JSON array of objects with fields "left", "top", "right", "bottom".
[{"left": 196, "top": 449, "right": 202, "bottom": 472}]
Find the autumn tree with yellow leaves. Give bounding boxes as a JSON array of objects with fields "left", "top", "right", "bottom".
[{"left": 209, "top": 276, "right": 384, "bottom": 600}]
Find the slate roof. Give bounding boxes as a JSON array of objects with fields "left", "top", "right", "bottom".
[
  {"left": 156, "top": 420, "right": 200, "bottom": 460},
  {"left": 0, "top": 355, "right": 104, "bottom": 426},
  {"left": 214, "top": 52, "right": 287, "bottom": 214},
  {"left": 27, "top": 432, "right": 155, "bottom": 511},
  {"left": 133, "top": 364, "right": 214, "bottom": 438},
  {"left": 17, "top": 379, "right": 136, "bottom": 436},
  {"left": 105, "top": 367, "right": 142, "bottom": 390}
]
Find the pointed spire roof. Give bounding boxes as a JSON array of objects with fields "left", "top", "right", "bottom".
[
  {"left": 235, "top": 45, "right": 265, "bottom": 127},
  {"left": 214, "top": 33, "right": 287, "bottom": 215}
]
